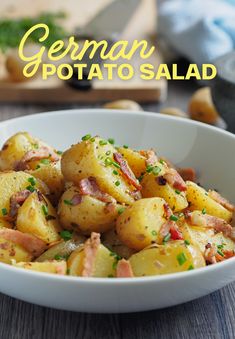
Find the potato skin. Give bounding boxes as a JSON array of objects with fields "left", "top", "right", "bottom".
[
  {"left": 0, "top": 237, "right": 32, "bottom": 264},
  {"left": 0, "top": 171, "right": 48, "bottom": 219},
  {"left": 0, "top": 132, "right": 35, "bottom": 171},
  {"left": 116, "top": 197, "right": 169, "bottom": 251},
  {"left": 58, "top": 185, "right": 120, "bottom": 235},
  {"left": 188, "top": 87, "right": 219, "bottom": 124},
  {"left": 141, "top": 172, "right": 188, "bottom": 212},
  {"left": 118, "top": 147, "right": 146, "bottom": 178},
  {"left": 186, "top": 181, "right": 233, "bottom": 222},
  {"left": 28, "top": 162, "right": 64, "bottom": 205},
  {"left": 16, "top": 191, "right": 61, "bottom": 244},
  {"left": 129, "top": 241, "right": 205, "bottom": 276},
  {"left": 61, "top": 136, "right": 140, "bottom": 205},
  {"left": 67, "top": 244, "right": 116, "bottom": 277},
  {"left": 36, "top": 235, "right": 85, "bottom": 262},
  {"left": 13, "top": 260, "right": 67, "bottom": 275}
]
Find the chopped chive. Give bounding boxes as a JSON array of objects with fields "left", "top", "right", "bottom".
[
  {"left": 177, "top": 252, "right": 187, "bottom": 266},
  {"left": 26, "top": 185, "right": 35, "bottom": 192},
  {"left": 112, "top": 161, "right": 121, "bottom": 169},
  {"left": 151, "top": 230, "right": 157, "bottom": 236},
  {"left": 99, "top": 140, "right": 107, "bottom": 146},
  {"left": 115, "top": 181, "right": 120, "bottom": 187},
  {"left": 108, "top": 274, "right": 114, "bottom": 278},
  {"left": 159, "top": 159, "right": 165, "bottom": 165},
  {"left": 202, "top": 208, "right": 207, "bottom": 215},
  {"left": 106, "top": 151, "right": 111, "bottom": 156},
  {"left": 118, "top": 207, "right": 126, "bottom": 215},
  {"left": 108, "top": 138, "right": 115, "bottom": 145},
  {"left": 217, "top": 249, "right": 224, "bottom": 257},
  {"left": 170, "top": 215, "right": 179, "bottom": 222},
  {"left": 63, "top": 199, "right": 73, "bottom": 206},
  {"left": 113, "top": 170, "right": 119, "bottom": 175},
  {"left": 184, "top": 240, "right": 190, "bottom": 246},
  {"left": 60, "top": 230, "right": 73, "bottom": 241},
  {"left": 33, "top": 143, "right": 39, "bottom": 149},
  {"left": 82, "top": 134, "right": 91, "bottom": 141},
  {"left": 123, "top": 145, "right": 129, "bottom": 149},
  {"left": 54, "top": 254, "right": 69, "bottom": 261},
  {"left": 1, "top": 208, "right": 7, "bottom": 216},
  {"left": 146, "top": 165, "right": 153, "bottom": 173},
  {"left": 163, "top": 233, "right": 171, "bottom": 243},
  {"left": 175, "top": 189, "right": 181, "bottom": 195},
  {"left": 188, "top": 265, "right": 194, "bottom": 270},
  {"left": 217, "top": 244, "right": 224, "bottom": 250},
  {"left": 57, "top": 150, "right": 63, "bottom": 155},
  {"left": 28, "top": 177, "right": 36, "bottom": 186},
  {"left": 36, "top": 165, "right": 41, "bottom": 169},
  {"left": 152, "top": 166, "right": 161, "bottom": 176},
  {"left": 90, "top": 137, "right": 95, "bottom": 142},
  {"left": 42, "top": 204, "right": 48, "bottom": 217},
  {"left": 105, "top": 157, "right": 112, "bottom": 166},
  {"left": 40, "top": 159, "right": 50, "bottom": 165}
]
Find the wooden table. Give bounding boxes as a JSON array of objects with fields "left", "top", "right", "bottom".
[{"left": 0, "top": 80, "right": 234, "bottom": 339}]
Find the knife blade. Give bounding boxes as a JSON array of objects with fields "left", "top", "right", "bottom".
[{"left": 76, "top": 0, "right": 141, "bottom": 40}]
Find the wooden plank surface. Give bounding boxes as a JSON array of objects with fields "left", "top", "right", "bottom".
[
  {"left": 0, "top": 0, "right": 166, "bottom": 103},
  {"left": 0, "top": 80, "right": 234, "bottom": 339}
]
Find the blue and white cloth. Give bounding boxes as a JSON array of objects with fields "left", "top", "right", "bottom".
[{"left": 158, "top": 0, "right": 235, "bottom": 65}]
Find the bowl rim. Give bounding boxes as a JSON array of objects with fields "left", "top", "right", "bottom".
[{"left": 0, "top": 108, "right": 235, "bottom": 285}]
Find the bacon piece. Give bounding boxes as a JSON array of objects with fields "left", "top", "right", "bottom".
[
  {"left": 113, "top": 152, "right": 142, "bottom": 190},
  {"left": 163, "top": 203, "right": 172, "bottom": 219},
  {"left": 71, "top": 194, "right": 83, "bottom": 205},
  {"left": 116, "top": 259, "right": 134, "bottom": 278},
  {"left": 163, "top": 168, "right": 187, "bottom": 192},
  {"left": 170, "top": 223, "right": 183, "bottom": 240},
  {"left": 104, "top": 202, "right": 116, "bottom": 214},
  {"left": 178, "top": 167, "right": 196, "bottom": 182},
  {"left": 223, "top": 250, "right": 235, "bottom": 259},
  {"left": 0, "top": 229, "right": 47, "bottom": 257},
  {"left": 204, "top": 243, "right": 217, "bottom": 264},
  {"left": 79, "top": 177, "right": 116, "bottom": 204},
  {"left": 159, "top": 220, "right": 172, "bottom": 239},
  {"left": 14, "top": 146, "right": 59, "bottom": 171},
  {"left": 186, "top": 211, "right": 235, "bottom": 240},
  {"left": 145, "top": 149, "right": 158, "bottom": 167},
  {"left": 82, "top": 232, "right": 100, "bottom": 277},
  {"left": 208, "top": 190, "right": 235, "bottom": 212},
  {"left": 10, "top": 190, "right": 32, "bottom": 218}
]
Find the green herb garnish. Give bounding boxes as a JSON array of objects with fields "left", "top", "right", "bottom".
[
  {"left": 202, "top": 208, "right": 207, "bottom": 215},
  {"left": 82, "top": 134, "right": 91, "bottom": 141},
  {"left": 170, "top": 215, "right": 179, "bottom": 222},
  {"left": 123, "top": 145, "right": 129, "bottom": 149},
  {"left": 60, "top": 230, "right": 73, "bottom": 241},
  {"left": 40, "top": 159, "right": 50, "bottom": 165},
  {"left": 63, "top": 199, "right": 73, "bottom": 206},
  {"left": 188, "top": 265, "right": 194, "bottom": 270},
  {"left": 217, "top": 249, "right": 224, "bottom": 257},
  {"left": 184, "top": 240, "right": 190, "bottom": 246},
  {"left": 99, "top": 140, "right": 107, "bottom": 146},
  {"left": 42, "top": 204, "right": 48, "bottom": 217},
  {"left": 152, "top": 166, "right": 161, "bottom": 176},
  {"left": 28, "top": 177, "right": 36, "bottom": 186},
  {"left": 1, "top": 208, "right": 7, "bottom": 216},
  {"left": 113, "top": 170, "right": 119, "bottom": 175},
  {"left": 26, "top": 185, "right": 35, "bottom": 192},
  {"left": 118, "top": 207, "right": 126, "bottom": 215},
  {"left": 177, "top": 252, "right": 187, "bottom": 266},
  {"left": 115, "top": 181, "right": 120, "bottom": 186},
  {"left": 175, "top": 189, "right": 181, "bottom": 195},
  {"left": 163, "top": 233, "right": 171, "bottom": 243},
  {"left": 108, "top": 138, "right": 115, "bottom": 145}
]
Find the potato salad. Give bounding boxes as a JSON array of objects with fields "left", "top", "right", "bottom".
[{"left": 0, "top": 132, "right": 234, "bottom": 278}]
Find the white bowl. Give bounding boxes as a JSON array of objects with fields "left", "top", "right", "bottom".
[{"left": 0, "top": 109, "right": 234, "bottom": 313}]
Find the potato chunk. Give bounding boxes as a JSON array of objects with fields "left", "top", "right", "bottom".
[
  {"left": 116, "top": 197, "right": 169, "bottom": 251},
  {"left": 0, "top": 238, "right": 32, "bottom": 264},
  {"left": 16, "top": 191, "right": 61, "bottom": 243},
  {"left": 61, "top": 136, "right": 140, "bottom": 205},
  {"left": 58, "top": 185, "right": 120, "bottom": 235},
  {"left": 186, "top": 181, "right": 233, "bottom": 222},
  {"left": 129, "top": 241, "right": 205, "bottom": 276},
  {"left": 0, "top": 171, "right": 48, "bottom": 219},
  {"left": 141, "top": 172, "right": 188, "bottom": 212},
  {"left": 13, "top": 260, "right": 67, "bottom": 275},
  {"left": 117, "top": 147, "right": 146, "bottom": 178}
]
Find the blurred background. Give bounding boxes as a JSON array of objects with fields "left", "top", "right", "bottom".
[{"left": 0, "top": 0, "right": 234, "bottom": 132}]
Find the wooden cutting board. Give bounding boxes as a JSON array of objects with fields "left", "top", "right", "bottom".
[{"left": 0, "top": 0, "right": 167, "bottom": 103}]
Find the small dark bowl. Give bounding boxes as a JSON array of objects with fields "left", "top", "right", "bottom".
[{"left": 211, "top": 51, "right": 235, "bottom": 134}]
